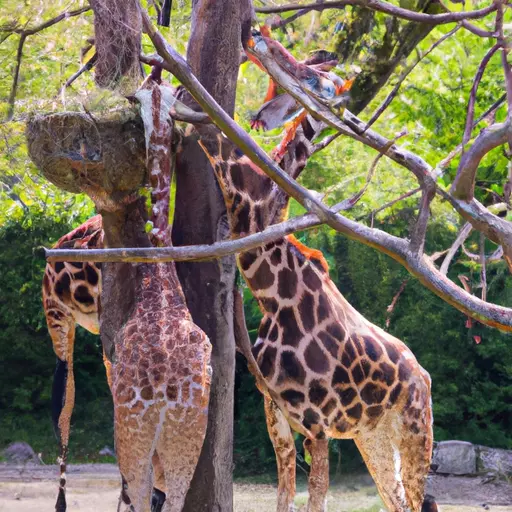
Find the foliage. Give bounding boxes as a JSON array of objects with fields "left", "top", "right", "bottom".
[{"left": 0, "top": 216, "right": 113, "bottom": 462}]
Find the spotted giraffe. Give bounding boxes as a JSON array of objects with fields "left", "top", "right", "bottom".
[
  {"left": 43, "top": 216, "right": 170, "bottom": 511},
  {"left": 45, "top": 71, "right": 212, "bottom": 512},
  {"left": 194, "top": 125, "right": 436, "bottom": 512}
]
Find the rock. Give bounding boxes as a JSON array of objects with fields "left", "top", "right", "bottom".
[
  {"left": 477, "top": 445, "right": 512, "bottom": 479},
  {"left": 432, "top": 440, "right": 476, "bottom": 475},
  {"left": 99, "top": 446, "right": 116, "bottom": 458},
  {"left": 2, "top": 442, "right": 40, "bottom": 464}
]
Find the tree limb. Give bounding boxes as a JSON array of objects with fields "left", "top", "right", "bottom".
[
  {"left": 463, "top": 43, "right": 500, "bottom": 146},
  {"left": 5, "top": 6, "right": 91, "bottom": 120},
  {"left": 452, "top": 121, "right": 512, "bottom": 200},
  {"left": 253, "top": 0, "right": 497, "bottom": 24}
]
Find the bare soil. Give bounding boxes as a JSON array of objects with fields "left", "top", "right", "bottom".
[{"left": 0, "top": 463, "right": 510, "bottom": 511}]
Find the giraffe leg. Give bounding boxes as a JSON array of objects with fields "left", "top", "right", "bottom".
[
  {"left": 354, "top": 415, "right": 410, "bottom": 512},
  {"left": 156, "top": 404, "right": 209, "bottom": 512},
  {"left": 264, "top": 395, "right": 297, "bottom": 512},
  {"left": 115, "top": 422, "right": 155, "bottom": 512},
  {"left": 304, "top": 438, "right": 329, "bottom": 512},
  {"left": 46, "top": 304, "right": 76, "bottom": 512},
  {"left": 400, "top": 377, "right": 437, "bottom": 512}
]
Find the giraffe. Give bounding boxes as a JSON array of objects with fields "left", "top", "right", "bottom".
[
  {"left": 193, "top": 123, "right": 436, "bottom": 512},
  {"left": 45, "top": 69, "right": 212, "bottom": 512},
  {"left": 42, "top": 216, "right": 170, "bottom": 512}
]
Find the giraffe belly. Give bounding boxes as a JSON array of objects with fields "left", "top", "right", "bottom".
[{"left": 252, "top": 328, "right": 428, "bottom": 442}]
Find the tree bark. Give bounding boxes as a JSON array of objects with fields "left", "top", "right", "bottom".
[{"left": 174, "top": 1, "right": 252, "bottom": 510}]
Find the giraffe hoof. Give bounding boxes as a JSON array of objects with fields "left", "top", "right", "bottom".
[{"left": 151, "top": 488, "right": 166, "bottom": 512}]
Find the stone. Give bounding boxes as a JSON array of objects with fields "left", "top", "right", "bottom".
[
  {"left": 432, "top": 440, "right": 476, "bottom": 475},
  {"left": 99, "top": 445, "right": 116, "bottom": 457},
  {"left": 477, "top": 445, "right": 512, "bottom": 478},
  {"left": 2, "top": 442, "right": 40, "bottom": 464}
]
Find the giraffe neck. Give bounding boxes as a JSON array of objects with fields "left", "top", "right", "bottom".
[{"left": 197, "top": 130, "right": 289, "bottom": 237}]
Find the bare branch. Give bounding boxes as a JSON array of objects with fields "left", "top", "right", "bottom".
[
  {"left": 253, "top": 0, "right": 497, "bottom": 25},
  {"left": 437, "top": 94, "right": 506, "bottom": 171},
  {"left": 480, "top": 233, "right": 488, "bottom": 301},
  {"left": 6, "top": 34, "right": 26, "bottom": 121},
  {"left": 409, "top": 185, "right": 435, "bottom": 256},
  {"left": 365, "top": 25, "right": 460, "bottom": 131},
  {"left": 496, "top": 0, "right": 512, "bottom": 120},
  {"left": 440, "top": 222, "right": 473, "bottom": 275},
  {"left": 452, "top": 121, "right": 512, "bottom": 200},
  {"left": 333, "top": 131, "right": 406, "bottom": 211},
  {"left": 44, "top": 212, "right": 323, "bottom": 263},
  {"left": 356, "top": 187, "right": 421, "bottom": 221},
  {"left": 140, "top": 10, "right": 512, "bottom": 330},
  {"left": 463, "top": 43, "right": 500, "bottom": 146},
  {"left": 462, "top": 243, "right": 503, "bottom": 262},
  {"left": 385, "top": 279, "right": 408, "bottom": 328},
  {"left": 56, "top": 53, "right": 98, "bottom": 100}
]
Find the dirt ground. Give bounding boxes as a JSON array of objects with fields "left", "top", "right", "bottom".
[{"left": 0, "top": 463, "right": 510, "bottom": 512}]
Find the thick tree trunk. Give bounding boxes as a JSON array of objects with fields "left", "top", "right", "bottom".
[{"left": 174, "top": 1, "right": 252, "bottom": 510}]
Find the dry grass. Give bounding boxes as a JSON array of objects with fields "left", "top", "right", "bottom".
[{"left": 0, "top": 464, "right": 510, "bottom": 511}]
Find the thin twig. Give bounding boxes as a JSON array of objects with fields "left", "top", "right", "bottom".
[
  {"left": 440, "top": 222, "right": 473, "bottom": 275},
  {"left": 463, "top": 43, "right": 500, "bottom": 146},
  {"left": 437, "top": 94, "right": 507, "bottom": 171},
  {"left": 462, "top": 243, "right": 503, "bottom": 262},
  {"left": 480, "top": 232, "right": 488, "bottom": 301},
  {"left": 385, "top": 279, "right": 408, "bottom": 328},
  {"left": 355, "top": 187, "right": 421, "bottom": 221},
  {"left": 7, "top": 34, "right": 26, "bottom": 121},
  {"left": 496, "top": 0, "right": 512, "bottom": 122},
  {"left": 254, "top": 0, "right": 497, "bottom": 24},
  {"left": 365, "top": 25, "right": 460, "bottom": 131},
  {"left": 5, "top": 6, "right": 91, "bottom": 120},
  {"left": 56, "top": 53, "right": 97, "bottom": 100},
  {"left": 332, "top": 131, "right": 407, "bottom": 211}
]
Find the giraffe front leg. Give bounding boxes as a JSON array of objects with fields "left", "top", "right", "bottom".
[
  {"left": 304, "top": 437, "right": 329, "bottom": 512},
  {"left": 264, "top": 395, "right": 297, "bottom": 512}
]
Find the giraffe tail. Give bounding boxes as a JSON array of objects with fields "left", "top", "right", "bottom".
[{"left": 52, "top": 357, "right": 70, "bottom": 511}]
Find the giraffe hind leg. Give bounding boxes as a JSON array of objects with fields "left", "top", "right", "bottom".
[
  {"left": 304, "top": 437, "right": 329, "bottom": 512},
  {"left": 46, "top": 311, "right": 76, "bottom": 512},
  {"left": 264, "top": 395, "right": 297, "bottom": 512},
  {"left": 354, "top": 415, "right": 410, "bottom": 512},
  {"left": 401, "top": 377, "right": 437, "bottom": 511}
]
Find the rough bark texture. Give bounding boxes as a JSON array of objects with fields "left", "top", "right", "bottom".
[
  {"left": 90, "top": 0, "right": 142, "bottom": 90},
  {"left": 337, "top": 0, "right": 442, "bottom": 114},
  {"left": 174, "top": 1, "right": 252, "bottom": 510}
]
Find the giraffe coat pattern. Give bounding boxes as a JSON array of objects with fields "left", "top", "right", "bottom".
[{"left": 197, "top": 128, "right": 435, "bottom": 512}]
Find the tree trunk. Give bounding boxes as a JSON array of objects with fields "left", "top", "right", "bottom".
[{"left": 174, "top": 1, "right": 252, "bottom": 510}]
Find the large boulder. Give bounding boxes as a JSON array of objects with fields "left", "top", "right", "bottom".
[
  {"left": 432, "top": 440, "right": 477, "bottom": 475},
  {"left": 477, "top": 445, "right": 512, "bottom": 479},
  {"left": 2, "top": 442, "right": 40, "bottom": 464}
]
